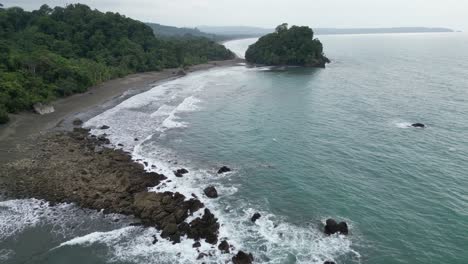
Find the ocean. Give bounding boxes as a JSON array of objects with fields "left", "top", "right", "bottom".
[{"left": 1, "top": 32, "right": 468, "bottom": 264}]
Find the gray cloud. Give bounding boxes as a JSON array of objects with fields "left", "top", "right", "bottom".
[{"left": 3, "top": 0, "right": 467, "bottom": 30}]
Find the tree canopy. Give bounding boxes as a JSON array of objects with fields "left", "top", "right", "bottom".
[
  {"left": 0, "top": 4, "right": 234, "bottom": 123},
  {"left": 245, "top": 23, "right": 329, "bottom": 67}
]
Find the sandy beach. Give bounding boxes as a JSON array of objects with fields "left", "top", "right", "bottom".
[{"left": 0, "top": 59, "right": 243, "bottom": 163}]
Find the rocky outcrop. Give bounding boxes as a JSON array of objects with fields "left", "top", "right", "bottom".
[
  {"left": 204, "top": 186, "right": 218, "bottom": 198},
  {"left": 217, "top": 166, "right": 231, "bottom": 174},
  {"left": 324, "top": 219, "right": 349, "bottom": 235},
  {"left": 251, "top": 213, "right": 261, "bottom": 223},
  {"left": 187, "top": 208, "right": 219, "bottom": 244},
  {"left": 0, "top": 128, "right": 216, "bottom": 245},
  {"left": 33, "top": 103, "right": 55, "bottom": 115},
  {"left": 174, "top": 168, "right": 189, "bottom": 177},
  {"left": 218, "top": 240, "right": 230, "bottom": 253},
  {"left": 411, "top": 123, "right": 426, "bottom": 128},
  {"left": 232, "top": 251, "right": 254, "bottom": 264},
  {"left": 133, "top": 191, "right": 204, "bottom": 242}
]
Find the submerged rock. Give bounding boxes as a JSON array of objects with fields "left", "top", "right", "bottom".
[
  {"left": 217, "top": 166, "right": 231, "bottom": 174},
  {"left": 324, "top": 219, "right": 348, "bottom": 235},
  {"left": 174, "top": 168, "right": 189, "bottom": 177},
  {"left": 251, "top": 213, "right": 261, "bottom": 223},
  {"left": 203, "top": 186, "right": 218, "bottom": 198},
  {"left": 411, "top": 123, "right": 426, "bottom": 128},
  {"left": 232, "top": 251, "right": 254, "bottom": 264},
  {"left": 218, "top": 240, "right": 230, "bottom": 253}
]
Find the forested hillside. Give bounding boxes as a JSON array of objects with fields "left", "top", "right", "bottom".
[
  {"left": 0, "top": 4, "right": 234, "bottom": 123},
  {"left": 146, "top": 23, "right": 217, "bottom": 39}
]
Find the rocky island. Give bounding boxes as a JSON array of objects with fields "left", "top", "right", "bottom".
[{"left": 245, "top": 23, "right": 330, "bottom": 67}]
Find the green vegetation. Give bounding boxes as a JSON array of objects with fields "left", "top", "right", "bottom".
[
  {"left": 146, "top": 23, "right": 217, "bottom": 39},
  {"left": 0, "top": 4, "right": 234, "bottom": 124},
  {"left": 245, "top": 23, "right": 329, "bottom": 67}
]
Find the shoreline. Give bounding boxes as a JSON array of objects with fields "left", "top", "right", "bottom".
[
  {"left": 0, "top": 58, "right": 244, "bottom": 163},
  {"left": 0, "top": 58, "right": 253, "bottom": 262}
]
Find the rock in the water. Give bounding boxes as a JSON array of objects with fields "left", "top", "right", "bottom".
[
  {"left": 72, "top": 118, "right": 83, "bottom": 126},
  {"left": 217, "top": 166, "right": 231, "bottom": 174},
  {"left": 324, "top": 219, "right": 348, "bottom": 235},
  {"left": 174, "top": 168, "right": 189, "bottom": 177},
  {"left": 251, "top": 213, "right": 261, "bottom": 223},
  {"left": 197, "top": 253, "right": 208, "bottom": 260},
  {"left": 411, "top": 123, "right": 426, "bottom": 128},
  {"left": 218, "top": 240, "right": 230, "bottom": 253},
  {"left": 188, "top": 208, "right": 219, "bottom": 244},
  {"left": 33, "top": 103, "right": 55, "bottom": 115},
  {"left": 203, "top": 186, "right": 218, "bottom": 198},
  {"left": 192, "top": 241, "right": 201, "bottom": 248},
  {"left": 100, "top": 125, "right": 110, "bottom": 129},
  {"left": 232, "top": 251, "right": 254, "bottom": 264},
  {"left": 324, "top": 261, "right": 335, "bottom": 264},
  {"left": 177, "top": 70, "right": 187, "bottom": 76}
]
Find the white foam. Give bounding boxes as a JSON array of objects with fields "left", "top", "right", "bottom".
[{"left": 395, "top": 122, "right": 412, "bottom": 128}]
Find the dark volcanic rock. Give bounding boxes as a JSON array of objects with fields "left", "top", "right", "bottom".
[
  {"left": 251, "top": 213, "right": 261, "bottom": 223},
  {"left": 192, "top": 241, "right": 201, "bottom": 248},
  {"left": 217, "top": 166, "right": 231, "bottom": 174},
  {"left": 203, "top": 186, "right": 218, "bottom": 198},
  {"left": 218, "top": 240, "right": 230, "bottom": 253},
  {"left": 232, "top": 251, "right": 254, "bottom": 264},
  {"left": 324, "top": 219, "right": 349, "bottom": 235},
  {"left": 0, "top": 128, "right": 214, "bottom": 246},
  {"left": 174, "top": 168, "right": 189, "bottom": 177},
  {"left": 188, "top": 208, "right": 219, "bottom": 244},
  {"left": 411, "top": 123, "right": 426, "bottom": 128}
]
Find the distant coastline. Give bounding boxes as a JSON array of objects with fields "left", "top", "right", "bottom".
[{"left": 198, "top": 26, "right": 456, "bottom": 37}]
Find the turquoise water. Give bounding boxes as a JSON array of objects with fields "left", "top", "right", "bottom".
[{"left": 2, "top": 33, "right": 468, "bottom": 263}]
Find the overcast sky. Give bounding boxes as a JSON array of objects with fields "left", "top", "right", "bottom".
[{"left": 3, "top": 0, "right": 468, "bottom": 31}]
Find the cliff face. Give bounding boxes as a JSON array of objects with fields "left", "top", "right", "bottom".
[{"left": 245, "top": 24, "right": 330, "bottom": 68}]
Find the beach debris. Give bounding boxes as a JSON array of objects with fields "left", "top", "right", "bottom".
[
  {"left": 411, "top": 123, "right": 426, "bottom": 128},
  {"left": 33, "top": 103, "right": 55, "bottom": 115},
  {"left": 232, "top": 250, "right": 254, "bottom": 264},
  {"left": 217, "top": 166, "right": 231, "bottom": 174},
  {"left": 174, "top": 168, "right": 189, "bottom": 177},
  {"left": 251, "top": 212, "right": 261, "bottom": 223},
  {"left": 72, "top": 118, "right": 83, "bottom": 126},
  {"left": 203, "top": 186, "right": 218, "bottom": 198},
  {"left": 218, "top": 240, "right": 230, "bottom": 253},
  {"left": 324, "top": 219, "right": 349, "bottom": 235}
]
